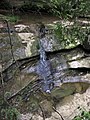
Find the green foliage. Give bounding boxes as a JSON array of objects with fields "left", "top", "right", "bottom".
[
  {"left": 49, "top": 0, "right": 90, "bottom": 18},
  {"left": 6, "top": 15, "right": 20, "bottom": 23},
  {"left": 0, "top": 0, "right": 90, "bottom": 18},
  {"left": 0, "top": 14, "right": 19, "bottom": 23},
  {"left": 1, "top": 107, "right": 20, "bottom": 120},
  {"left": 0, "top": 97, "right": 20, "bottom": 120},
  {"left": 54, "top": 22, "right": 89, "bottom": 48},
  {"left": 19, "top": 0, "right": 49, "bottom": 13},
  {"left": 0, "top": 0, "right": 12, "bottom": 10},
  {"left": 73, "top": 110, "right": 90, "bottom": 120},
  {"left": 18, "top": 0, "right": 90, "bottom": 19}
]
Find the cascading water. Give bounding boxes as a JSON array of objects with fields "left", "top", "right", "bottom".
[
  {"left": 23, "top": 24, "right": 90, "bottom": 94},
  {"left": 36, "top": 38, "right": 54, "bottom": 93},
  {"left": 24, "top": 24, "right": 54, "bottom": 93},
  {"left": 34, "top": 24, "right": 55, "bottom": 93}
]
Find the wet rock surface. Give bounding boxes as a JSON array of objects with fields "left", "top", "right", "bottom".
[
  {"left": 0, "top": 42, "right": 90, "bottom": 119},
  {"left": 1, "top": 20, "right": 88, "bottom": 71},
  {"left": 0, "top": 19, "right": 90, "bottom": 120}
]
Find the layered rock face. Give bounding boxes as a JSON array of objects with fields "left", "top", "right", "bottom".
[{"left": 0, "top": 20, "right": 90, "bottom": 120}]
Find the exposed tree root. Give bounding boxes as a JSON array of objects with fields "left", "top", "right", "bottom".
[{"left": 52, "top": 107, "right": 65, "bottom": 120}]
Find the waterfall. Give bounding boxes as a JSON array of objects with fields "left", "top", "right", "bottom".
[{"left": 36, "top": 24, "right": 54, "bottom": 93}]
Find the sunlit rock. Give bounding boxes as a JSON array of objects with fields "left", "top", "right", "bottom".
[
  {"left": 15, "top": 24, "right": 30, "bottom": 33},
  {"left": 68, "top": 57, "right": 90, "bottom": 68}
]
